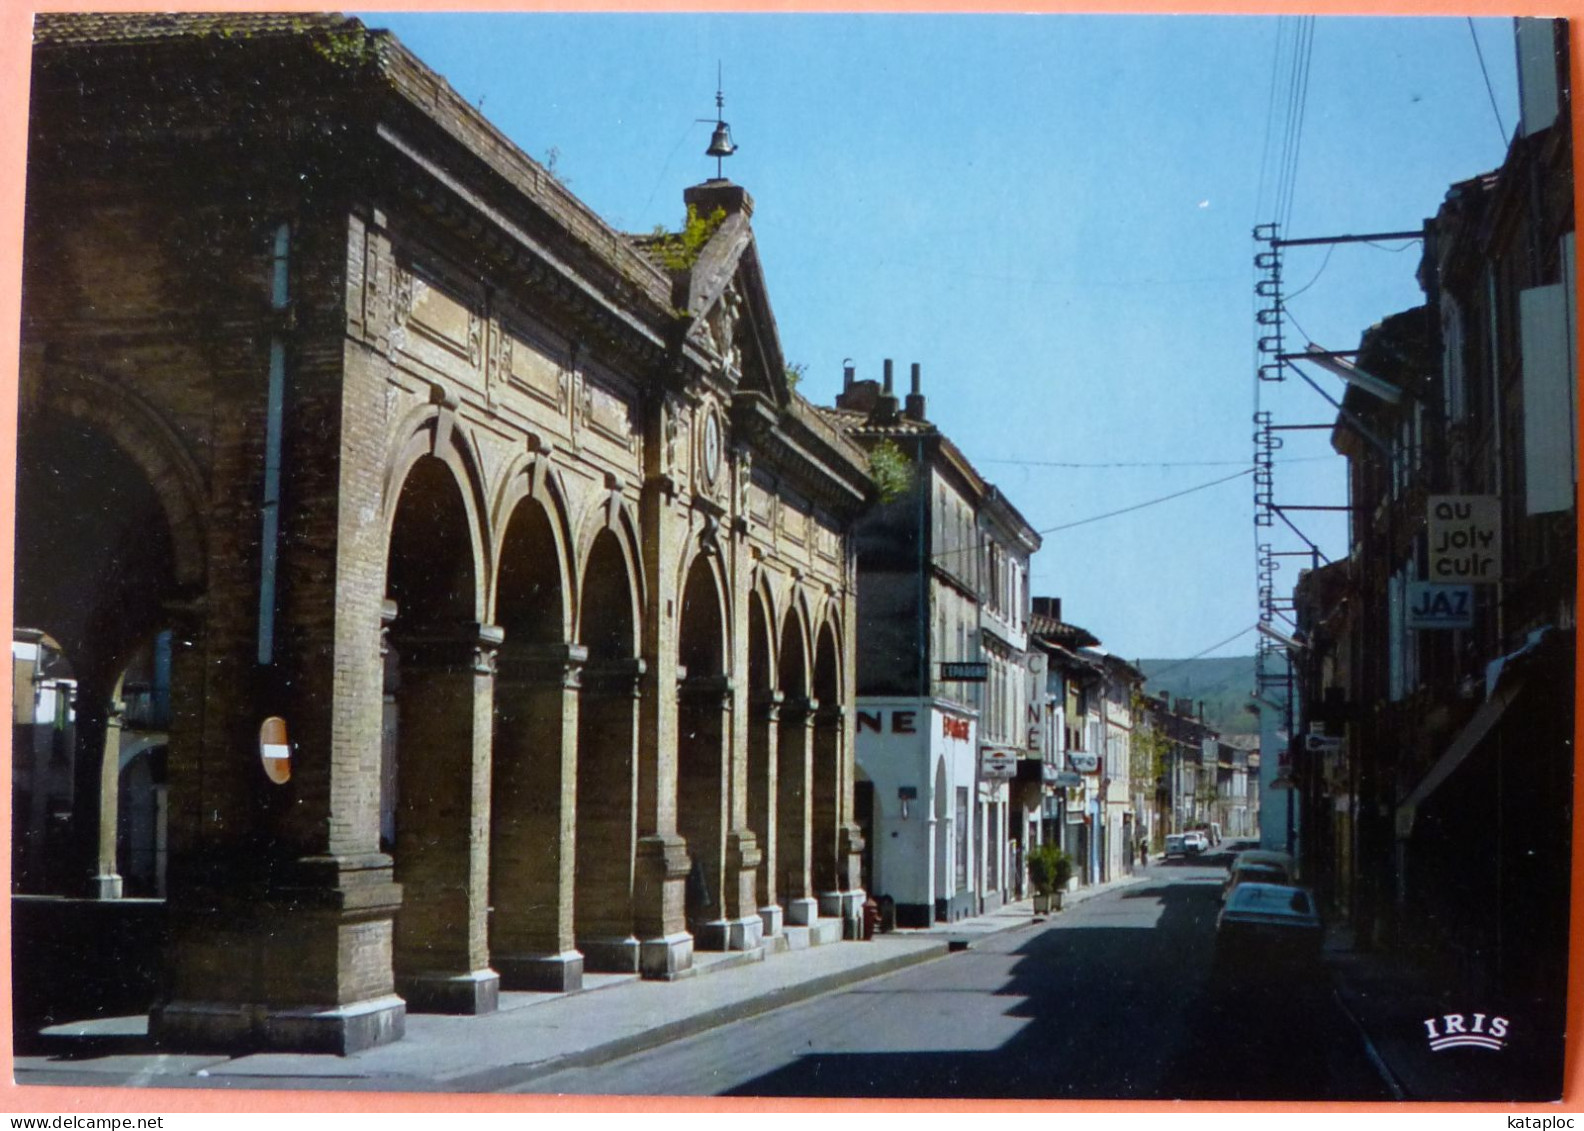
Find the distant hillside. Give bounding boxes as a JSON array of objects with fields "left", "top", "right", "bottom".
[{"left": 1137, "top": 655, "right": 1259, "bottom": 736}]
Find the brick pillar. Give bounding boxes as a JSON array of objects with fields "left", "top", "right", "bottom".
[
  {"left": 678, "top": 674, "right": 752, "bottom": 950},
  {"left": 748, "top": 691, "right": 783, "bottom": 938},
  {"left": 814, "top": 705, "right": 863, "bottom": 932},
  {"left": 390, "top": 623, "right": 501, "bottom": 1014},
  {"left": 151, "top": 597, "right": 407, "bottom": 1055},
  {"left": 576, "top": 657, "right": 645, "bottom": 973},
  {"left": 778, "top": 697, "right": 816, "bottom": 926},
  {"left": 490, "top": 642, "right": 585, "bottom": 992}
]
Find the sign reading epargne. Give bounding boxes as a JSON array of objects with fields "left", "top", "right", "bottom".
[{"left": 1427, "top": 495, "right": 1501, "bottom": 583}]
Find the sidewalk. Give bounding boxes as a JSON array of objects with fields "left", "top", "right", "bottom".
[
  {"left": 15, "top": 895, "right": 1059, "bottom": 1095},
  {"left": 1323, "top": 926, "right": 1568, "bottom": 1102}
]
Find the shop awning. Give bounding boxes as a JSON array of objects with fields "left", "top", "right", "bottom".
[{"left": 1395, "top": 675, "right": 1524, "bottom": 839}]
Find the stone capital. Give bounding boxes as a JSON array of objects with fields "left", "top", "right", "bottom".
[
  {"left": 678, "top": 672, "right": 734, "bottom": 708},
  {"left": 780, "top": 696, "right": 820, "bottom": 727},
  {"left": 751, "top": 689, "right": 785, "bottom": 722},
  {"left": 497, "top": 641, "right": 588, "bottom": 687},
  {"left": 581, "top": 656, "right": 648, "bottom": 696},
  {"left": 390, "top": 622, "right": 504, "bottom": 674}
]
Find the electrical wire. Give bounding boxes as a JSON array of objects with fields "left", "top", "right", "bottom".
[
  {"left": 1285, "top": 243, "right": 1335, "bottom": 301},
  {"left": 1142, "top": 625, "right": 1260, "bottom": 681},
  {"left": 1038, "top": 467, "right": 1253, "bottom": 536},
  {"left": 1467, "top": 17, "right": 1509, "bottom": 148},
  {"left": 979, "top": 455, "right": 1333, "bottom": 469},
  {"left": 927, "top": 467, "right": 1255, "bottom": 564}
]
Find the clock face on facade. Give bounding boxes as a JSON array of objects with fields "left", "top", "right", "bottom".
[{"left": 703, "top": 410, "right": 721, "bottom": 485}]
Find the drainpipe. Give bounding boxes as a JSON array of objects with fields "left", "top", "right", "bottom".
[{"left": 258, "top": 221, "right": 290, "bottom": 666}]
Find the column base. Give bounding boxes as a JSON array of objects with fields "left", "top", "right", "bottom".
[
  {"left": 758, "top": 904, "right": 784, "bottom": 939},
  {"left": 693, "top": 916, "right": 764, "bottom": 952},
  {"left": 820, "top": 890, "right": 867, "bottom": 939},
  {"left": 397, "top": 969, "right": 499, "bottom": 1015},
  {"left": 581, "top": 935, "right": 642, "bottom": 974},
  {"left": 784, "top": 897, "right": 818, "bottom": 927},
  {"left": 640, "top": 931, "right": 694, "bottom": 980},
  {"left": 87, "top": 873, "right": 123, "bottom": 900},
  {"left": 495, "top": 950, "right": 583, "bottom": 993},
  {"left": 150, "top": 994, "right": 406, "bottom": 1056}
]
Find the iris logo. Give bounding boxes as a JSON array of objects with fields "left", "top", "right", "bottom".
[{"left": 1422, "top": 1012, "right": 1510, "bottom": 1051}]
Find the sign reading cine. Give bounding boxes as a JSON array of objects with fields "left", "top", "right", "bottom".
[{"left": 1427, "top": 495, "right": 1501, "bottom": 583}]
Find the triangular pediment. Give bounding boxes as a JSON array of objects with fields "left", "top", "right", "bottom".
[{"left": 681, "top": 207, "right": 791, "bottom": 407}]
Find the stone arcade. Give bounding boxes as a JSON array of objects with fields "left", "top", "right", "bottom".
[{"left": 18, "top": 13, "right": 870, "bottom": 1053}]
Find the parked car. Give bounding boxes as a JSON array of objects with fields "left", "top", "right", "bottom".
[
  {"left": 1214, "top": 882, "right": 1323, "bottom": 969},
  {"left": 1221, "top": 849, "right": 1296, "bottom": 903},
  {"left": 1183, "top": 831, "right": 1209, "bottom": 854},
  {"left": 1164, "top": 833, "right": 1189, "bottom": 860}
]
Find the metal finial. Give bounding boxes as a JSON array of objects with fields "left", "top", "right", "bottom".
[{"left": 703, "top": 61, "right": 737, "bottom": 178}]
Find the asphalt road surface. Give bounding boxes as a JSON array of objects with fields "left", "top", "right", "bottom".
[{"left": 521, "top": 859, "right": 1394, "bottom": 1101}]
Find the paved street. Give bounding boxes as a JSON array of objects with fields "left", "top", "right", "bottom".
[{"left": 522, "top": 859, "right": 1393, "bottom": 1100}]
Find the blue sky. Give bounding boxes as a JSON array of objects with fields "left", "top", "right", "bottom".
[{"left": 359, "top": 11, "right": 1521, "bottom": 659}]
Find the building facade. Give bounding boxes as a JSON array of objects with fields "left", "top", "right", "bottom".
[
  {"left": 1291, "top": 18, "right": 1573, "bottom": 1022},
  {"left": 18, "top": 13, "right": 874, "bottom": 1053},
  {"left": 828, "top": 363, "right": 1040, "bottom": 924}
]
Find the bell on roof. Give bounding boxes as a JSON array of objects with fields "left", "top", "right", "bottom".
[{"left": 706, "top": 121, "right": 737, "bottom": 160}]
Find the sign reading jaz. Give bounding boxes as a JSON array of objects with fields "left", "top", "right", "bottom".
[
  {"left": 1423, "top": 1011, "right": 1510, "bottom": 1051},
  {"left": 1406, "top": 582, "right": 1475, "bottom": 630}
]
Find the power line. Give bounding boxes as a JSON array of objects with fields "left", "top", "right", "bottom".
[
  {"left": 928, "top": 466, "right": 1255, "bottom": 564},
  {"left": 1142, "top": 625, "right": 1260, "bottom": 682},
  {"left": 1039, "top": 467, "right": 1253, "bottom": 536},
  {"left": 1285, "top": 242, "right": 1335, "bottom": 301},
  {"left": 1467, "top": 17, "right": 1509, "bottom": 148},
  {"left": 980, "top": 455, "right": 1334, "bottom": 469}
]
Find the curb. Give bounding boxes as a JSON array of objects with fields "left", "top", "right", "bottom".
[
  {"left": 1327, "top": 966, "right": 1409, "bottom": 1101},
  {"left": 444, "top": 939, "right": 952, "bottom": 1092}
]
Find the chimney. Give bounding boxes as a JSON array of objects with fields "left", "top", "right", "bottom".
[
  {"left": 834, "top": 360, "right": 880, "bottom": 413},
  {"left": 872, "top": 358, "right": 900, "bottom": 421},
  {"left": 905, "top": 362, "right": 927, "bottom": 421},
  {"left": 683, "top": 179, "right": 754, "bottom": 220}
]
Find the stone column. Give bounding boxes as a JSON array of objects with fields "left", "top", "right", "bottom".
[
  {"left": 778, "top": 696, "right": 816, "bottom": 926},
  {"left": 678, "top": 673, "right": 758, "bottom": 950},
  {"left": 91, "top": 682, "right": 126, "bottom": 900},
  {"left": 748, "top": 691, "right": 783, "bottom": 939},
  {"left": 67, "top": 670, "right": 123, "bottom": 900},
  {"left": 390, "top": 623, "right": 501, "bottom": 1014},
  {"left": 576, "top": 658, "right": 645, "bottom": 973},
  {"left": 490, "top": 641, "right": 585, "bottom": 992},
  {"left": 814, "top": 704, "right": 863, "bottom": 932}
]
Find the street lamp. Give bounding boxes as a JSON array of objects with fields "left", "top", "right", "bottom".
[
  {"left": 1299, "top": 343, "right": 1405, "bottom": 405},
  {"left": 1256, "top": 622, "right": 1308, "bottom": 652}
]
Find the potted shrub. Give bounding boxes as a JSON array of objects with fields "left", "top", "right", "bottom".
[
  {"left": 1028, "top": 843, "right": 1073, "bottom": 913},
  {"left": 1050, "top": 847, "right": 1074, "bottom": 910}
]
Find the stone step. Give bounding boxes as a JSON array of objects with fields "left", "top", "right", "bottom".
[
  {"left": 808, "top": 917, "right": 843, "bottom": 947},
  {"left": 690, "top": 946, "right": 766, "bottom": 977}
]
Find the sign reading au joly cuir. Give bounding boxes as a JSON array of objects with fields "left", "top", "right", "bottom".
[{"left": 1427, "top": 495, "right": 1501, "bottom": 584}]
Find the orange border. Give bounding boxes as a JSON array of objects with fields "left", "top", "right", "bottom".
[{"left": 0, "top": 0, "right": 1580, "bottom": 1117}]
